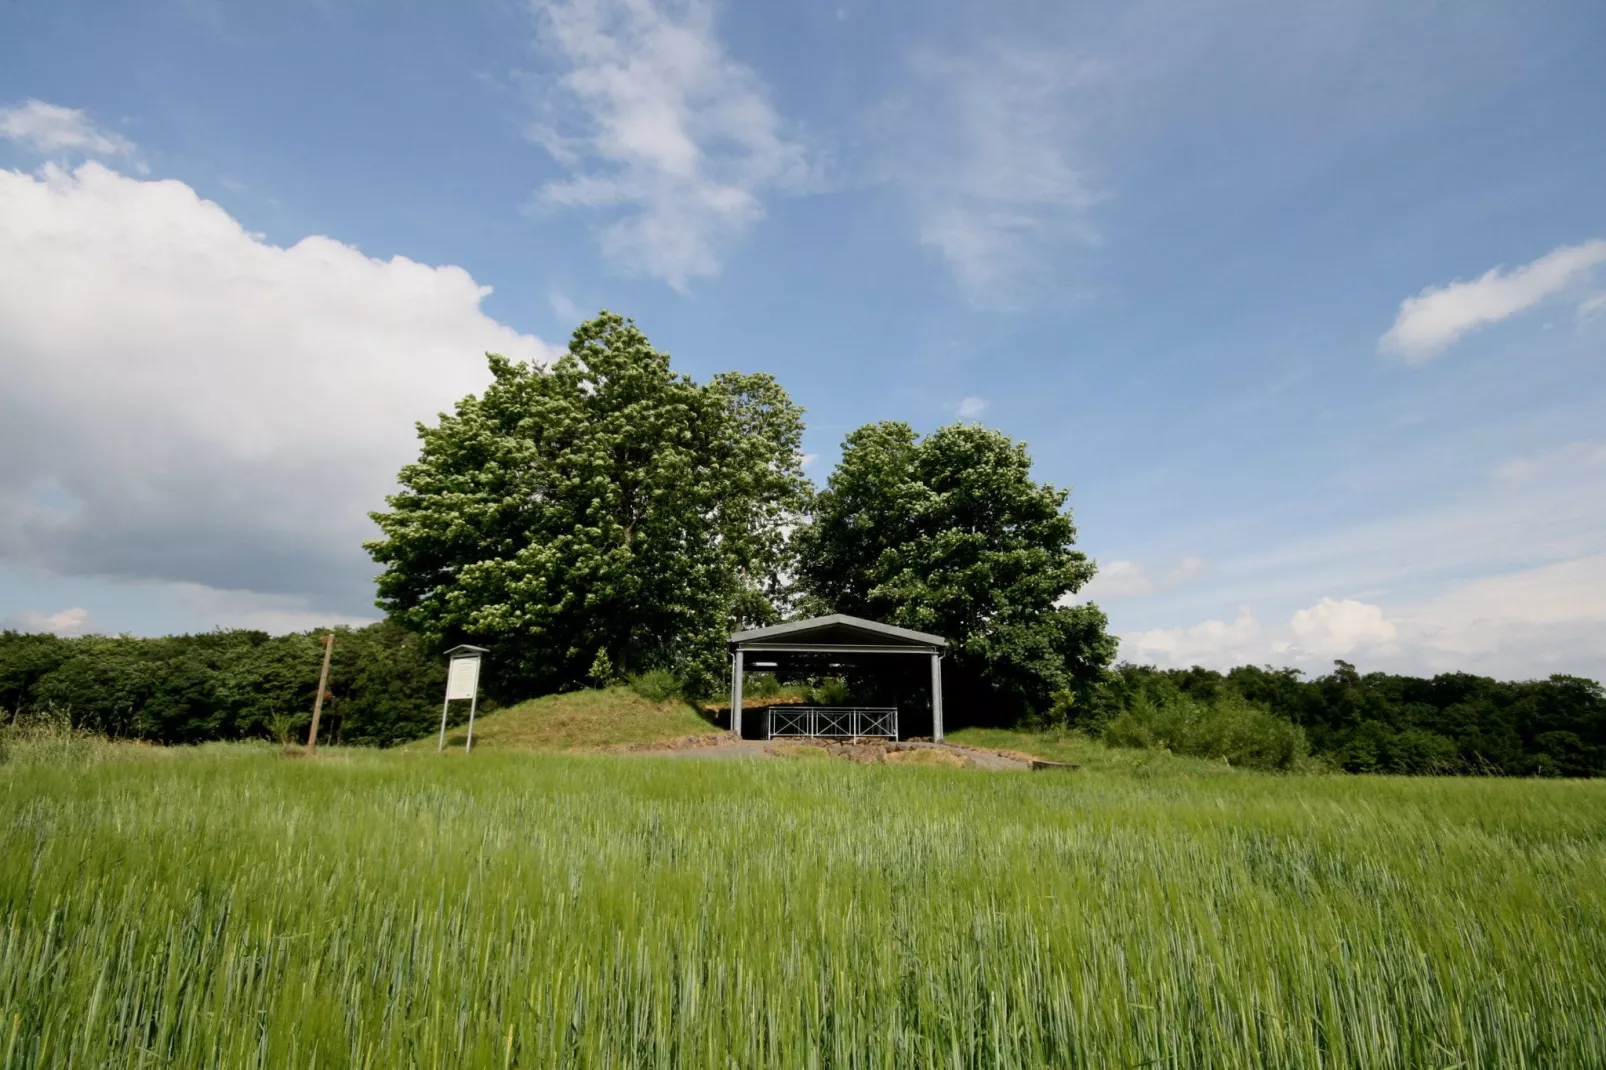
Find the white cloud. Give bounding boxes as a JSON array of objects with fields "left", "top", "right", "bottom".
[
  {"left": 0, "top": 163, "right": 554, "bottom": 613},
  {"left": 529, "top": 0, "right": 811, "bottom": 289},
  {"left": 3, "top": 606, "right": 91, "bottom": 636},
  {"left": 955, "top": 395, "right": 988, "bottom": 418},
  {"left": 1287, "top": 597, "right": 1397, "bottom": 657},
  {"left": 890, "top": 44, "right": 1102, "bottom": 308},
  {"left": 1125, "top": 605, "right": 1263, "bottom": 667},
  {"left": 800, "top": 452, "right": 820, "bottom": 469},
  {"left": 1126, "top": 596, "right": 1401, "bottom": 670},
  {"left": 1391, "top": 556, "right": 1606, "bottom": 678},
  {"left": 549, "top": 290, "right": 581, "bottom": 324},
  {"left": 0, "top": 100, "right": 137, "bottom": 159},
  {"left": 1111, "top": 437, "right": 1606, "bottom": 679},
  {"left": 1379, "top": 239, "right": 1606, "bottom": 361},
  {"left": 1081, "top": 555, "right": 1208, "bottom": 600},
  {"left": 1123, "top": 557, "right": 1606, "bottom": 681}
]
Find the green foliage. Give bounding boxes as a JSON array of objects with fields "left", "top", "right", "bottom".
[
  {"left": 587, "top": 648, "right": 614, "bottom": 688},
  {"left": 0, "top": 622, "right": 445, "bottom": 747},
  {"left": 805, "top": 677, "right": 853, "bottom": 705},
  {"left": 626, "top": 669, "right": 682, "bottom": 703},
  {"left": 795, "top": 421, "right": 1117, "bottom": 722},
  {"left": 3, "top": 748, "right": 1605, "bottom": 1065},
  {"left": 1095, "top": 661, "right": 1606, "bottom": 776},
  {"left": 1099, "top": 693, "right": 1311, "bottom": 770},
  {"left": 367, "top": 311, "right": 809, "bottom": 700},
  {"left": 744, "top": 671, "right": 783, "bottom": 699}
]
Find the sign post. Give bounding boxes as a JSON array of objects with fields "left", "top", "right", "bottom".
[{"left": 438, "top": 645, "right": 489, "bottom": 753}]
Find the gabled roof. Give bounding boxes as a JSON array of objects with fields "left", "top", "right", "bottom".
[
  {"left": 444, "top": 644, "right": 490, "bottom": 657},
  {"left": 731, "top": 613, "right": 947, "bottom": 651}
]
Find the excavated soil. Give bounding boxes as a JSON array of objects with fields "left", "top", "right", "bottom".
[{"left": 609, "top": 736, "right": 1054, "bottom": 771}]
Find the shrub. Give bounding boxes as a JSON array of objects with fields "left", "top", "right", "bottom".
[
  {"left": 1100, "top": 693, "right": 1309, "bottom": 770},
  {"left": 805, "top": 677, "right": 852, "bottom": 706},
  {"left": 745, "top": 672, "right": 783, "bottom": 699},
  {"left": 628, "top": 670, "right": 682, "bottom": 703}
]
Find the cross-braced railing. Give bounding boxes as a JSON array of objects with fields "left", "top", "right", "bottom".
[{"left": 767, "top": 706, "right": 898, "bottom": 740}]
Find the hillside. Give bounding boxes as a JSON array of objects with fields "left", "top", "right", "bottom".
[{"left": 421, "top": 685, "right": 722, "bottom": 752}]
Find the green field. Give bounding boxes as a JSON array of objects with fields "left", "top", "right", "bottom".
[{"left": 2, "top": 746, "right": 1604, "bottom": 1068}]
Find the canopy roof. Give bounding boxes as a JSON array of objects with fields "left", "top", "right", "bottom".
[{"left": 730, "top": 613, "right": 947, "bottom": 654}]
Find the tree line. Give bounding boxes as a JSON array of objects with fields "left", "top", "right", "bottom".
[
  {"left": 0, "top": 623, "right": 445, "bottom": 747},
  {"left": 4, "top": 625, "right": 1601, "bottom": 775},
  {"left": 1094, "top": 661, "right": 1605, "bottom": 776}
]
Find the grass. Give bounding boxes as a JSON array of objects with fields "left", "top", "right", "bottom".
[
  {"left": 3, "top": 745, "right": 1604, "bottom": 1067},
  {"left": 414, "top": 684, "right": 722, "bottom": 752},
  {"left": 949, "top": 725, "right": 1249, "bottom": 775}
]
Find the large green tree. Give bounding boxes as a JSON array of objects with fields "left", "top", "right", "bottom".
[
  {"left": 794, "top": 421, "right": 1116, "bottom": 722},
  {"left": 366, "top": 312, "right": 808, "bottom": 698}
]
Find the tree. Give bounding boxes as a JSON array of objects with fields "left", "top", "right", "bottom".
[
  {"left": 366, "top": 312, "right": 808, "bottom": 698},
  {"left": 793, "top": 421, "right": 1116, "bottom": 722}
]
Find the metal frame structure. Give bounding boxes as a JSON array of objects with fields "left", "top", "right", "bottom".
[
  {"left": 768, "top": 705, "right": 898, "bottom": 740},
  {"left": 729, "top": 614, "right": 949, "bottom": 741}
]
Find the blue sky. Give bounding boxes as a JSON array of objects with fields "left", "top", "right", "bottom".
[{"left": 2, "top": 0, "right": 1604, "bottom": 679}]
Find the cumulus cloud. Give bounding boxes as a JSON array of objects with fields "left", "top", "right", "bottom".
[
  {"left": 3, "top": 606, "right": 91, "bottom": 636},
  {"left": 1112, "top": 436, "right": 1606, "bottom": 679},
  {"left": 1124, "top": 605, "right": 1263, "bottom": 667},
  {"left": 1286, "top": 597, "right": 1397, "bottom": 657},
  {"left": 0, "top": 99, "right": 137, "bottom": 159},
  {"left": 955, "top": 396, "right": 988, "bottom": 418},
  {"left": 1123, "top": 557, "right": 1606, "bottom": 681},
  {"left": 1081, "top": 555, "right": 1208, "bottom": 600},
  {"left": 0, "top": 163, "right": 553, "bottom": 616},
  {"left": 1379, "top": 239, "right": 1606, "bottom": 361},
  {"left": 1127, "top": 596, "right": 1402, "bottom": 670},
  {"left": 888, "top": 44, "right": 1101, "bottom": 308},
  {"left": 529, "top": 0, "right": 811, "bottom": 289}
]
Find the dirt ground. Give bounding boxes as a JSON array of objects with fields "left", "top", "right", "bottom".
[{"left": 608, "top": 735, "right": 1075, "bottom": 772}]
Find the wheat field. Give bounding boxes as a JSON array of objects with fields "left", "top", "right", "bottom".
[{"left": 2, "top": 746, "right": 1603, "bottom": 1068}]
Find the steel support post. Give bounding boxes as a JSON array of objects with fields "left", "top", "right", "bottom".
[
  {"left": 931, "top": 652, "right": 944, "bottom": 741},
  {"left": 731, "top": 649, "right": 744, "bottom": 737}
]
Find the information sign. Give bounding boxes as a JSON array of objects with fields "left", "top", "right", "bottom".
[{"left": 446, "top": 655, "right": 481, "bottom": 700}]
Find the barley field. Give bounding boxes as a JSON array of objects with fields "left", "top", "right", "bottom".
[{"left": 2, "top": 746, "right": 1603, "bottom": 1068}]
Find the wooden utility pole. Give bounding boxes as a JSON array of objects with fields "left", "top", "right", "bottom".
[{"left": 306, "top": 633, "right": 334, "bottom": 753}]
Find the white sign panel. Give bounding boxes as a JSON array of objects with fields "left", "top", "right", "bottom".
[{"left": 446, "top": 656, "right": 481, "bottom": 700}]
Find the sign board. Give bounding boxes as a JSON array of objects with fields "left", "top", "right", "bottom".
[{"left": 445, "top": 655, "right": 481, "bottom": 700}]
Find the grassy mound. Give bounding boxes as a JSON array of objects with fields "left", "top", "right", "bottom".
[{"left": 417, "top": 685, "right": 720, "bottom": 752}]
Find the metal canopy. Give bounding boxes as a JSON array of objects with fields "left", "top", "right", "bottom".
[
  {"left": 728, "top": 614, "right": 948, "bottom": 742},
  {"left": 730, "top": 613, "right": 947, "bottom": 653}
]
